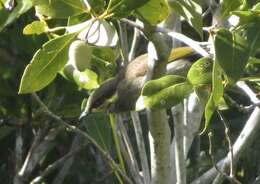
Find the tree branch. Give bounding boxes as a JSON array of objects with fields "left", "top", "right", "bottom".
[{"left": 31, "top": 93, "right": 133, "bottom": 184}]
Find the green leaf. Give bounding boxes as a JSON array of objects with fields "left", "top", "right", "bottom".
[
  {"left": 202, "top": 61, "right": 224, "bottom": 134},
  {"left": 169, "top": 0, "right": 203, "bottom": 37},
  {"left": 19, "top": 33, "right": 77, "bottom": 94},
  {"left": 87, "top": 0, "right": 106, "bottom": 14},
  {"left": 0, "top": 0, "right": 32, "bottom": 31},
  {"left": 0, "top": 127, "right": 14, "bottom": 140},
  {"left": 214, "top": 28, "right": 250, "bottom": 84},
  {"left": 187, "top": 57, "right": 213, "bottom": 87},
  {"left": 242, "top": 20, "right": 260, "bottom": 56},
  {"left": 135, "top": 0, "right": 169, "bottom": 25},
  {"left": 83, "top": 113, "right": 112, "bottom": 151},
  {"left": 248, "top": 57, "right": 260, "bottom": 64},
  {"left": 23, "top": 20, "right": 46, "bottom": 35},
  {"left": 221, "top": 0, "right": 243, "bottom": 18},
  {"left": 108, "top": 0, "right": 149, "bottom": 18},
  {"left": 34, "top": 0, "right": 85, "bottom": 18},
  {"left": 141, "top": 82, "right": 193, "bottom": 109},
  {"left": 231, "top": 10, "right": 259, "bottom": 25}
]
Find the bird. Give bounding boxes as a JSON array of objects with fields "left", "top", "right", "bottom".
[{"left": 79, "top": 46, "right": 201, "bottom": 118}]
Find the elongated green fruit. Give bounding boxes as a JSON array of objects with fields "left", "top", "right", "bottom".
[
  {"left": 143, "top": 82, "right": 193, "bottom": 109},
  {"left": 142, "top": 75, "right": 186, "bottom": 96}
]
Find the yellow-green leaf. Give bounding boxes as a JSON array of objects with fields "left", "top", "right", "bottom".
[
  {"left": 23, "top": 20, "right": 46, "bottom": 35},
  {"left": 135, "top": 0, "right": 169, "bottom": 25}
]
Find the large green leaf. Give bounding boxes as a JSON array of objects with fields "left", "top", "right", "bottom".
[
  {"left": 0, "top": 0, "right": 32, "bottom": 31},
  {"left": 243, "top": 20, "right": 260, "bottom": 56},
  {"left": 33, "top": 0, "right": 85, "bottom": 18},
  {"left": 202, "top": 61, "right": 224, "bottom": 134},
  {"left": 108, "top": 0, "right": 149, "bottom": 18},
  {"left": 187, "top": 57, "right": 213, "bottom": 87},
  {"left": 135, "top": 0, "right": 169, "bottom": 25},
  {"left": 87, "top": 0, "right": 106, "bottom": 14},
  {"left": 221, "top": 0, "right": 243, "bottom": 18},
  {"left": 83, "top": 113, "right": 112, "bottom": 151},
  {"left": 19, "top": 33, "right": 78, "bottom": 94},
  {"left": 214, "top": 28, "right": 250, "bottom": 84},
  {"left": 169, "top": 0, "right": 203, "bottom": 37}
]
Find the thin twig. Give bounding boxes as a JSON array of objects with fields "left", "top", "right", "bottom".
[
  {"left": 208, "top": 132, "right": 241, "bottom": 184},
  {"left": 120, "top": 18, "right": 210, "bottom": 57},
  {"left": 18, "top": 121, "right": 50, "bottom": 178},
  {"left": 128, "top": 21, "right": 141, "bottom": 61},
  {"left": 13, "top": 125, "right": 24, "bottom": 184},
  {"left": 224, "top": 94, "right": 260, "bottom": 113},
  {"left": 92, "top": 170, "right": 113, "bottom": 184},
  {"left": 31, "top": 141, "right": 88, "bottom": 184},
  {"left": 31, "top": 93, "right": 133, "bottom": 184},
  {"left": 217, "top": 110, "right": 235, "bottom": 178},
  {"left": 52, "top": 135, "right": 84, "bottom": 184},
  {"left": 116, "top": 115, "right": 143, "bottom": 184},
  {"left": 131, "top": 112, "right": 151, "bottom": 184},
  {"left": 208, "top": 132, "right": 227, "bottom": 178},
  {"left": 117, "top": 21, "right": 129, "bottom": 66}
]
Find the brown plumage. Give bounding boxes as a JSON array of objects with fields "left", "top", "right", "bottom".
[{"left": 79, "top": 46, "right": 199, "bottom": 118}]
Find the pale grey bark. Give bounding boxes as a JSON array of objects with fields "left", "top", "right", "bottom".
[
  {"left": 148, "top": 109, "right": 171, "bottom": 184},
  {"left": 172, "top": 104, "right": 186, "bottom": 184},
  {"left": 13, "top": 127, "right": 24, "bottom": 184},
  {"left": 131, "top": 111, "right": 151, "bottom": 184}
]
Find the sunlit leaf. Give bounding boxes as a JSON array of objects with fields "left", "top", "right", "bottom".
[
  {"left": 19, "top": 33, "right": 78, "bottom": 94},
  {"left": 135, "top": 0, "right": 169, "bottom": 25},
  {"left": 109, "top": 0, "right": 149, "bottom": 18},
  {"left": 23, "top": 20, "right": 46, "bottom": 35},
  {"left": 221, "top": 0, "right": 243, "bottom": 18},
  {"left": 34, "top": 0, "right": 85, "bottom": 18}
]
